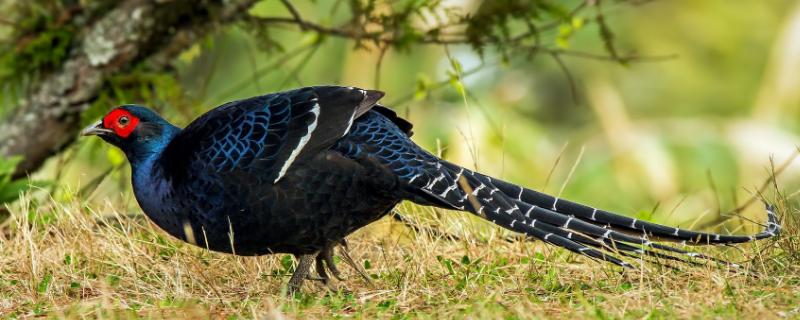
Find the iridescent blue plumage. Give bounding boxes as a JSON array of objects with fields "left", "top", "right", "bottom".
[{"left": 85, "top": 85, "right": 780, "bottom": 293}]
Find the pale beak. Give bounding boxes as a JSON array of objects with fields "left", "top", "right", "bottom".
[{"left": 80, "top": 120, "right": 114, "bottom": 136}]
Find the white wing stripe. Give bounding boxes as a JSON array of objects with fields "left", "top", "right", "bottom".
[
  {"left": 273, "top": 102, "right": 321, "bottom": 183},
  {"left": 342, "top": 110, "right": 357, "bottom": 137}
]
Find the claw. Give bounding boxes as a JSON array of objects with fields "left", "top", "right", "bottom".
[
  {"left": 304, "top": 240, "right": 373, "bottom": 288},
  {"left": 338, "top": 240, "right": 373, "bottom": 285},
  {"left": 314, "top": 254, "right": 331, "bottom": 285},
  {"left": 306, "top": 274, "right": 327, "bottom": 282},
  {"left": 322, "top": 246, "right": 345, "bottom": 281}
]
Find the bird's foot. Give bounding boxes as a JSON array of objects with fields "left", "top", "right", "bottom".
[{"left": 303, "top": 241, "right": 374, "bottom": 291}]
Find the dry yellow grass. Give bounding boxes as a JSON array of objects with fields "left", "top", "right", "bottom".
[{"left": 0, "top": 193, "right": 798, "bottom": 319}]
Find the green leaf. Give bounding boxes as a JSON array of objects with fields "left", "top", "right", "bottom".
[
  {"left": 281, "top": 255, "right": 294, "bottom": 273},
  {"left": 0, "top": 176, "right": 50, "bottom": 205},
  {"left": 36, "top": 273, "right": 52, "bottom": 294},
  {"left": 449, "top": 78, "right": 466, "bottom": 97},
  {"left": 177, "top": 43, "right": 202, "bottom": 64},
  {"left": 449, "top": 58, "right": 464, "bottom": 75},
  {"left": 439, "top": 257, "right": 455, "bottom": 276},
  {"left": 107, "top": 275, "right": 121, "bottom": 286},
  {"left": 0, "top": 156, "right": 22, "bottom": 177},
  {"left": 556, "top": 24, "right": 573, "bottom": 49},
  {"left": 572, "top": 17, "right": 584, "bottom": 29},
  {"left": 414, "top": 74, "right": 432, "bottom": 100}
]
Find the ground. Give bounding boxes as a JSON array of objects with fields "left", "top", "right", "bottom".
[{"left": 0, "top": 197, "right": 798, "bottom": 319}]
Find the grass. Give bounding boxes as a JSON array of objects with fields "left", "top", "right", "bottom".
[{"left": 0, "top": 192, "right": 798, "bottom": 319}]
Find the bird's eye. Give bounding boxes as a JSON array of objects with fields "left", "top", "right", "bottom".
[{"left": 118, "top": 116, "right": 130, "bottom": 126}]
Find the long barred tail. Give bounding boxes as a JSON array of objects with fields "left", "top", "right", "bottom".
[{"left": 402, "top": 159, "right": 780, "bottom": 269}]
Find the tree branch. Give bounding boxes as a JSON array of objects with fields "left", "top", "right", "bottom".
[
  {"left": 248, "top": 16, "right": 471, "bottom": 45},
  {"left": 0, "top": 0, "right": 257, "bottom": 178}
]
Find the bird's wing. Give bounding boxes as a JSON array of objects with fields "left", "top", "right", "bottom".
[{"left": 161, "top": 86, "right": 383, "bottom": 183}]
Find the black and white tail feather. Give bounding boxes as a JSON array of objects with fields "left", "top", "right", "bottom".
[{"left": 403, "top": 159, "right": 780, "bottom": 269}]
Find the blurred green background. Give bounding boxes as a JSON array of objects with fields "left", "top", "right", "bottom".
[{"left": 3, "top": 0, "right": 798, "bottom": 233}]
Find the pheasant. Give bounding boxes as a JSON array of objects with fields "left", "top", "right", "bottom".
[{"left": 82, "top": 86, "right": 780, "bottom": 293}]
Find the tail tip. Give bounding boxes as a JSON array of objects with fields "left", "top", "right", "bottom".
[{"left": 758, "top": 201, "right": 781, "bottom": 239}]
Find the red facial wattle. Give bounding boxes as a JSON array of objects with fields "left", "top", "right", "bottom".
[{"left": 103, "top": 109, "right": 140, "bottom": 138}]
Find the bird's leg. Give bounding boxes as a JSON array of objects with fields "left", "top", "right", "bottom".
[
  {"left": 320, "top": 245, "right": 345, "bottom": 281},
  {"left": 338, "top": 239, "right": 373, "bottom": 285},
  {"left": 313, "top": 254, "right": 331, "bottom": 284},
  {"left": 286, "top": 253, "right": 315, "bottom": 295}
]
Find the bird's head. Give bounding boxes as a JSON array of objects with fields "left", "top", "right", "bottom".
[{"left": 82, "top": 105, "right": 179, "bottom": 161}]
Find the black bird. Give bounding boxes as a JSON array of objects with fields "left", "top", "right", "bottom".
[{"left": 82, "top": 86, "right": 780, "bottom": 293}]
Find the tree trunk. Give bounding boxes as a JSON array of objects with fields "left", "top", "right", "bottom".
[{"left": 0, "top": 0, "right": 256, "bottom": 179}]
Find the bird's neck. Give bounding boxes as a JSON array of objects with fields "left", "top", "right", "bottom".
[{"left": 126, "top": 125, "right": 181, "bottom": 175}]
